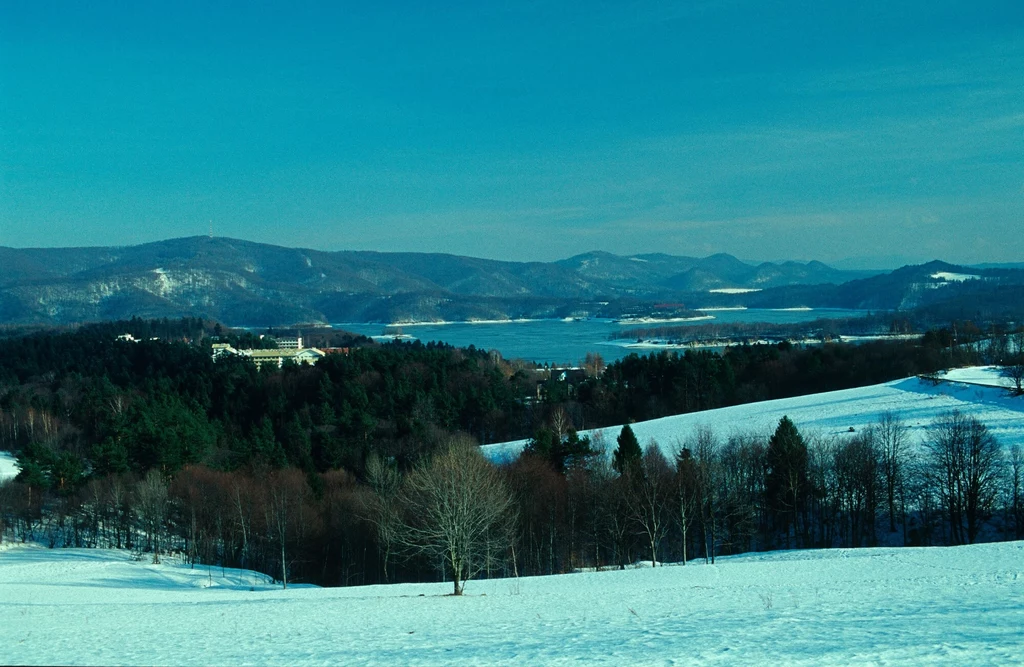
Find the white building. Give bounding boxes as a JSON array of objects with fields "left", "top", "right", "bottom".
[
  {"left": 211, "top": 342, "right": 325, "bottom": 369},
  {"left": 244, "top": 347, "right": 325, "bottom": 369}
]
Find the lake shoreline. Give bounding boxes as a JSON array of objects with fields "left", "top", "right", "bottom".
[{"left": 334, "top": 309, "right": 877, "bottom": 364}]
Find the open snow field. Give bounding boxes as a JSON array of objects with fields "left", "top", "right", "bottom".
[
  {"left": 941, "top": 365, "right": 1017, "bottom": 389},
  {"left": 1, "top": 541, "right": 1022, "bottom": 665},
  {"left": 0, "top": 451, "right": 17, "bottom": 482},
  {"left": 482, "top": 367, "right": 1024, "bottom": 461}
]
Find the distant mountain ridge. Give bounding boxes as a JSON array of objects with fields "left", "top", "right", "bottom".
[{"left": 0, "top": 237, "right": 1019, "bottom": 326}]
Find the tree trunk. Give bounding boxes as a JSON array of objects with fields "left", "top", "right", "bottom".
[
  {"left": 450, "top": 553, "right": 463, "bottom": 596},
  {"left": 681, "top": 520, "right": 688, "bottom": 565},
  {"left": 281, "top": 541, "right": 288, "bottom": 589}
]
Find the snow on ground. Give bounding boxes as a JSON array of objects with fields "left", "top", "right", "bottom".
[
  {"left": 482, "top": 367, "right": 1024, "bottom": 461},
  {"left": 0, "top": 451, "right": 18, "bottom": 482},
  {"left": 931, "top": 271, "right": 980, "bottom": 282},
  {"left": 615, "top": 316, "right": 715, "bottom": 324},
  {"left": 837, "top": 333, "right": 923, "bottom": 343},
  {"left": 939, "top": 365, "right": 1017, "bottom": 389},
  {"left": 2, "top": 541, "right": 1022, "bottom": 665},
  {"left": 609, "top": 338, "right": 825, "bottom": 352}
]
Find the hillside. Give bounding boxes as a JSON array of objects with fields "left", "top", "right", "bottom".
[
  {"left": 1, "top": 541, "right": 1021, "bottom": 665},
  {"left": 482, "top": 366, "right": 1024, "bottom": 462},
  {"left": 0, "top": 238, "right": 875, "bottom": 326}
]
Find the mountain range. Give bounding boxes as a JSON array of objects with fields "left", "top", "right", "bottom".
[{"left": 1, "top": 237, "right": 1020, "bottom": 326}]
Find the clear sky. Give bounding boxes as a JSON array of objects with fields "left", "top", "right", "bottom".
[{"left": 1, "top": 1, "right": 1022, "bottom": 267}]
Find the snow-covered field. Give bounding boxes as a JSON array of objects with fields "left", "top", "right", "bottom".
[
  {"left": 0, "top": 450, "right": 18, "bottom": 482},
  {"left": 1, "top": 541, "right": 1022, "bottom": 665},
  {"left": 483, "top": 367, "right": 1024, "bottom": 461},
  {"left": 940, "top": 365, "right": 1017, "bottom": 389}
]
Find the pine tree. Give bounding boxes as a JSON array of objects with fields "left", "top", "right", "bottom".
[
  {"left": 765, "top": 416, "right": 809, "bottom": 546},
  {"left": 523, "top": 427, "right": 593, "bottom": 474},
  {"left": 613, "top": 424, "right": 642, "bottom": 475}
]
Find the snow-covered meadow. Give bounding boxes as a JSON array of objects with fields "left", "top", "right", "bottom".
[
  {"left": 1, "top": 541, "right": 1023, "bottom": 666},
  {"left": 482, "top": 366, "right": 1024, "bottom": 462}
]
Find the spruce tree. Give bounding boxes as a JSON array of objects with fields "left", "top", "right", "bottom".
[
  {"left": 524, "top": 427, "right": 593, "bottom": 474},
  {"left": 613, "top": 424, "right": 642, "bottom": 474},
  {"left": 765, "top": 415, "right": 809, "bottom": 545}
]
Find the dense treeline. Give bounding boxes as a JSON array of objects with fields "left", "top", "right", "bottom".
[
  {"left": 610, "top": 313, "right": 911, "bottom": 343},
  {"left": 575, "top": 332, "right": 970, "bottom": 427},
  {"left": 504, "top": 411, "right": 1022, "bottom": 578},
  {"left": 0, "top": 317, "right": 1021, "bottom": 588},
  {"left": 3, "top": 411, "right": 1021, "bottom": 591}
]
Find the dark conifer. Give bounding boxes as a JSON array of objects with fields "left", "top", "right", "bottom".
[
  {"left": 613, "top": 424, "right": 642, "bottom": 474},
  {"left": 765, "top": 415, "right": 809, "bottom": 545}
]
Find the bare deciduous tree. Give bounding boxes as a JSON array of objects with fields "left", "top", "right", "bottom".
[
  {"left": 136, "top": 470, "right": 169, "bottom": 564},
  {"left": 876, "top": 411, "right": 908, "bottom": 535},
  {"left": 549, "top": 407, "right": 572, "bottom": 440},
  {"left": 398, "top": 436, "right": 516, "bottom": 595},
  {"left": 265, "top": 469, "right": 305, "bottom": 589},
  {"left": 363, "top": 453, "right": 402, "bottom": 582},
  {"left": 1007, "top": 329, "right": 1024, "bottom": 394},
  {"left": 675, "top": 442, "right": 701, "bottom": 565},
  {"left": 1008, "top": 444, "right": 1023, "bottom": 539},
  {"left": 582, "top": 352, "right": 606, "bottom": 378},
  {"left": 833, "top": 430, "right": 881, "bottom": 547},
  {"left": 625, "top": 441, "right": 673, "bottom": 567},
  {"left": 1006, "top": 361, "right": 1024, "bottom": 395},
  {"left": 926, "top": 411, "right": 1003, "bottom": 544},
  {"left": 231, "top": 477, "right": 257, "bottom": 572}
]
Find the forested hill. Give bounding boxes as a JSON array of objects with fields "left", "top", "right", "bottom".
[
  {"left": 4, "top": 237, "right": 1024, "bottom": 327},
  {"left": 0, "top": 317, "right": 968, "bottom": 480},
  {"left": 0, "top": 237, "right": 875, "bottom": 326}
]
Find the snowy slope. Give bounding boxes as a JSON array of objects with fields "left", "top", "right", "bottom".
[
  {"left": 482, "top": 367, "right": 1024, "bottom": 462},
  {"left": 0, "top": 451, "right": 18, "bottom": 482},
  {"left": 940, "top": 365, "right": 1016, "bottom": 389},
  {"left": 1, "top": 542, "right": 1022, "bottom": 665}
]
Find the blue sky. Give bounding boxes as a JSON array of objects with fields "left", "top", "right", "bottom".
[{"left": 1, "top": 1, "right": 1022, "bottom": 267}]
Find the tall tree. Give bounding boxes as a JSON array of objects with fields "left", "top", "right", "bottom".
[
  {"left": 523, "top": 427, "right": 593, "bottom": 474},
  {"left": 675, "top": 446, "right": 701, "bottom": 565},
  {"left": 692, "top": 426, "right": 723, "bottom": 563},
  {"left": 833, "top": 430, "right": 881, "bottom": 547},
  {"left": 626, "top": 443, "right": 673, "bottom": 567},
  {"left": 926, "top": 411, "right": 1002, "bottom": 544},
  {"left": 363, "top": 453, "right": 402, "bottom": 582},
  {"left": 1008, "top": 327, "right": 1024, "bottom": 394},
  {"left": 765, "top": 416, "right": 809, "bottom": 547},
  {"left": 1008, "top": 444, "right": 1023, "bottom": 540},
  {"left": 876, "top": 411, "right": 909, "bottom": 535},
  {"left": 136, "top": 470, "right": 169, "bottom": 564},
  {"left": 613, "top": 425, "right": 642, "bottom": 475}
]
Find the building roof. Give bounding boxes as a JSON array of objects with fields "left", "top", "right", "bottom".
[{"left": 245, "top": 348, "right": 325, "bottom": 359}]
